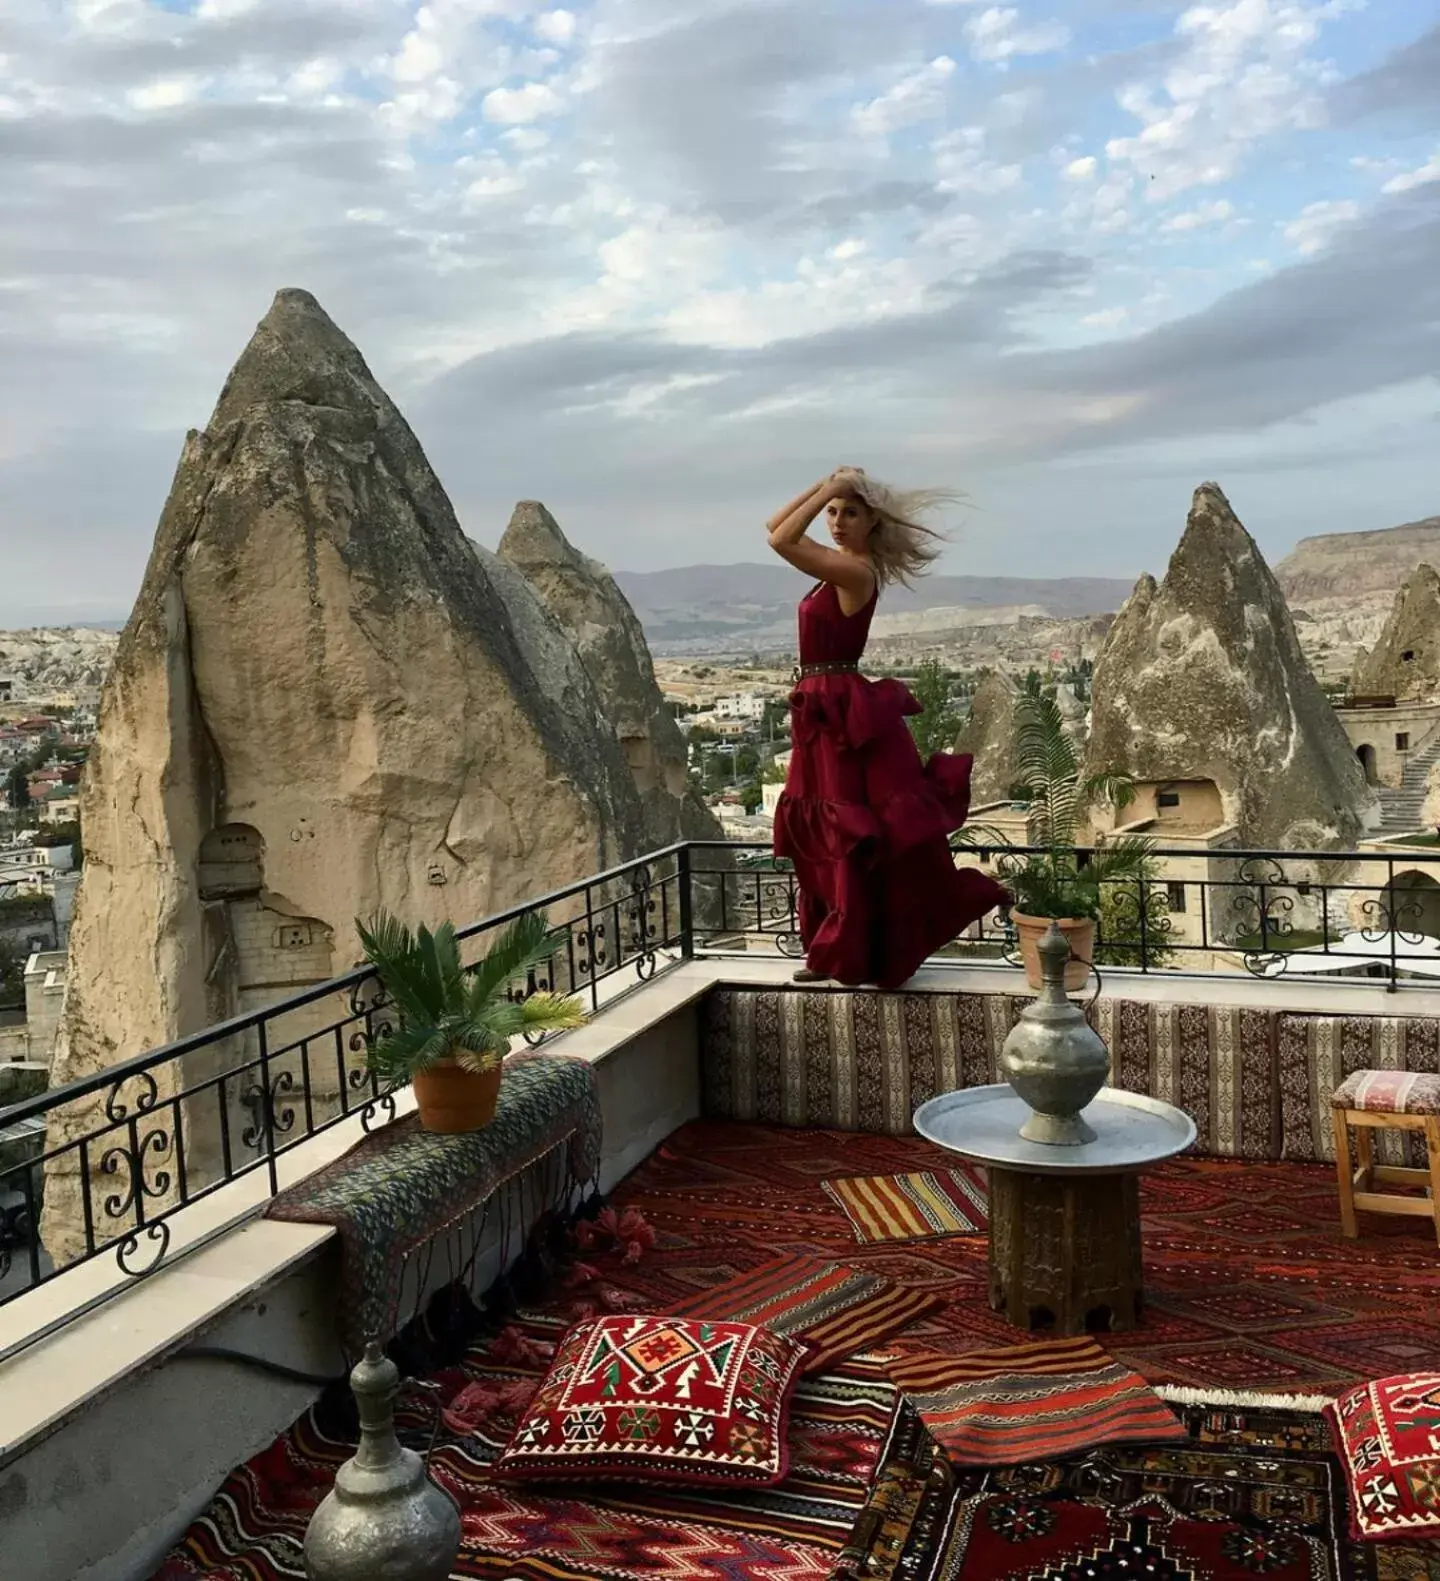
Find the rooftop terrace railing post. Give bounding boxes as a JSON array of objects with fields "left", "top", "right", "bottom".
[
  {"left": 676, "top": 844, "right": 695, "bottom": 960},
  {"left": 257, "top": 1020, "right": 279, "bottom": 1198},
  {"left": 1386, "top": 853, "right": 1398, "bottom": 993}
]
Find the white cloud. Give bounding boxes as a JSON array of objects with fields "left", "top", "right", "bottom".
[
  {"left": 1104, "top": 0, "right": 1341, "bottom": 201},
  {"left": 126, "top": 77, "right": 203, "bottom": 111},
  {"left": 1081, "top": 306, "right": 1129, "bottom": 327},
  {"left": 965, "top": 8, "right": 1070, "bottom": 65},
  {"left": 482, "top": 81, "right": 563, "bottom": 124},
  {"left": 1382, "top": 150, "right": 1440, "bottom": 194},
  {"left": 534, "top": 10, "right": 577, "bottom": 45},
  {"left": 1064, "top": 155, "right": 1097, "bottom": 181},
  {"left": 1163, "top": 197, "right": 1236, "bottom": 229},
  {"left": 1282, "top": 198, "right": 1359, "bottom": 254},
  {"left": 933, "top": 126, "right": 1023, "bottom": 193},
  {"left": 851, "top": 56, "right": 956, "bottom": 137}
]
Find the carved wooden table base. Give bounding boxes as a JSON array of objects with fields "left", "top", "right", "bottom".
[{"left": 987, "top": 1166, "right": 1143, "bottom": 1335}]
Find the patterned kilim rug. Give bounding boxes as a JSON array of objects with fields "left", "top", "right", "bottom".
[
  {"left": 823, "top": 1168, "right": 988, "bottom": 1244},
  {"left": 669, "top": 1253, "right": 944, "bottom": 1374},
  {"left": 151, "top": 1319, "right": 904, "bottom": 1581},
  {"left": 609, "top": 1122, "right": 1440, "bottom": 1395},
  {"left": 150, "top": 1119, "right": 1440, "bottom": 1579},
  {"left": 881, "top": 1398, "right": 1440, "bottom": 1581}
]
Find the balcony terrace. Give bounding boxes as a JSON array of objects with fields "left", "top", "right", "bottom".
[{"left": 2, "top": 841, "right": 1440, "bottom": 1579}]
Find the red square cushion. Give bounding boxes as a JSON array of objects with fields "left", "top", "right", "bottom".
[
  {"left": 1324, "top": 1372, "right": 1440, "bottom": 1541},
  {"left": 491, "top": 1314, "right": 806, "bottom": 1488}
]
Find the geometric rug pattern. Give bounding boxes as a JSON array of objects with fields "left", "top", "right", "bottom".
[
  {"left": 147, "top": 1112, "right": 1440, "bottom": 1578},
  {"left": 609, "top": 1121, "right": 1440, "bottom": 1396}
]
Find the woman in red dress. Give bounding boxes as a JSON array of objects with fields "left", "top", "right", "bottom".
[{"left": 769, "top": 467, "right": 1008, "bottom": 988}]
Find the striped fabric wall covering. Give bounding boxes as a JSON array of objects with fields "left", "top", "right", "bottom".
[
  {"left": 699, "top": 987, "right": 1440, "bottom": 1163},
  {"left": 1278, "top": 1013, "right": 1440, "bottom": 1166}
]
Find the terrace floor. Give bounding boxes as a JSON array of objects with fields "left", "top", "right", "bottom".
[{"left": 149, "top": 1118, "right": 1440, "bottom": 1580}]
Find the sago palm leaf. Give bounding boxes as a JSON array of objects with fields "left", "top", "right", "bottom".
[
  {"left": 463, "top": 911, "right": 562, "bottom": 1016},
  {"left": 355, "top": 912, "right": 442, "bottom": 1026}
]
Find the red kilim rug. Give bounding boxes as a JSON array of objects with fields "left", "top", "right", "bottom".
[
  {"left": 150, "top": 1119, "right": 1440, "bottom": 1580},
  {"left": 669, "top": 1252, "right": 944, "bottom": 1374},
  {"left": 152, "top": 1323, "right": 902, "bottom": 1581},
  {"left": 823, "top": 1168, "right": 988, "bottom": 1243},
  {"left": 606, "top": 1121, "right": 1440, "bottom": 1396},
  {"left": 883, "top": 1336, "right": 1185, "bottom": 1467}
]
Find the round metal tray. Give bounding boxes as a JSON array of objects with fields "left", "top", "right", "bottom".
[{"left": 913, "top": 1084, "right": 1196, "bottom": 1175}]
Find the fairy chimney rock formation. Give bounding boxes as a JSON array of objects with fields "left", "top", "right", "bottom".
[
  {"left": 954, "top": 671, "right": 1021, "bottom": 806},
  {"left": 44, "top": 288, "right": 648, "bottom": 1261},
  {"left": 497, "top": 502, "right": 722, "bottom": 848},
  {"left": 1084, "top": 483, "right": 1377, "bottom": 850},
  {"left": 1351, "top": 564, "right": 1440, "bottom": 702}
]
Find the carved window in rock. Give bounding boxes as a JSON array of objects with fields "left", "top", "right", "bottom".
[
  {"left": 198, "top": 824, "right": 264, "bottom": 901},
  {"left": 1396, "top": 733, "right": 1410, "bottom": 752}
]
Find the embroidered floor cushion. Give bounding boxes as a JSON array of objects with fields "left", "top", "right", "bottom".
[
  {"left": 490, "top": 1314, "right": 806, "bottom": 1488},
  {"left": 1325, "top": 1372, "right": 1440, "bottom": 1541}
]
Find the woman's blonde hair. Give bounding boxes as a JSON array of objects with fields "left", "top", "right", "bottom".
[{"left": 843, "top": 474, "right": 962, "bottom": 589}]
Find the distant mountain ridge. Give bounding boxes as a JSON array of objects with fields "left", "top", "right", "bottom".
[{"left": 611, "top": 564, "right": 1134, "bottom": 654}]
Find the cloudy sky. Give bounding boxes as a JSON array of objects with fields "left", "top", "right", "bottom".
[{"left": 1, "top": 0, "right": 1437, "bottom": 624}]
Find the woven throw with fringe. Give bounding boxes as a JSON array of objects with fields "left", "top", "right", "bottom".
[{"left": 266, "top": 1051, "right": 601, "bottom": 1354}]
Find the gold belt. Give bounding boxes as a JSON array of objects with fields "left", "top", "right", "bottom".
[{"left": 794, "top": 660, "right": 861, "bottom": 680}]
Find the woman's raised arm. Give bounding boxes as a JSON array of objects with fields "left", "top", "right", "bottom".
[{"left": 765, "top": 470, "right": 875, "bottom": 597}]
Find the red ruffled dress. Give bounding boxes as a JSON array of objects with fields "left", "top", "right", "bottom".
[{"left": 773, "top": 580, "right": 1009, "bottom": 988}]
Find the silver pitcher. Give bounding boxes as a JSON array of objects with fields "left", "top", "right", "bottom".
[
  {"left": 304, "top": 1342, "right": 461, "bottom": 1581},
  {"left": 999, "top": 920, "right": 1110, "bottom": 1145}
]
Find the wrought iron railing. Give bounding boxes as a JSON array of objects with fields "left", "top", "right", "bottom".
[
  {"left": 0, "top": 846, "right": 688, "bottom": 1336},
  {"left": 4, "top": 836, "right": 1439, "bottom": 1332}
]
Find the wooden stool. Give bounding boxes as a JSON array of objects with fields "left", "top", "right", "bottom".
[{"left": 1330, "top": 1070, "right": 1440, "bottom": 1246}]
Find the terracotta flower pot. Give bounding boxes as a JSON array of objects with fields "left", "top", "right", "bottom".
[
  {"left": 411, "top": 1057, "right": 502, "bottom": 1134},
  {"left": 1011, "top": 912, "right": 1095, "bottom": 994}
]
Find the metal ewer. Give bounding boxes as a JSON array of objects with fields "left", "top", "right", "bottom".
[
  {"left": 998, "top": 921, "right": 1110, "bottom": 1146},
  {"left": 304, "top": 1342, "right": 461, "bottom": 1581}
]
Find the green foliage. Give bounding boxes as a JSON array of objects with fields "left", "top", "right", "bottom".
[
  {"left": 355, "top": 909, "right": 586, "bottom": 1085},
  {"left": 739, "top": 780, "right": 762, "bottom": 814},
  {"left": 0, "top": 939, "right": 24, "bottom": 1007},
  {"left": 5, "top": 766, "right": 27, "bottom": 810},
  {"left": 959, "top": 690, "right": 1153, "bottom": 922},
  {"left": 906, "top": 659, "right": 965, "bottom": 763},
  {"left": 1093, "top": 872, "right": 1176, "bottom": 968}
]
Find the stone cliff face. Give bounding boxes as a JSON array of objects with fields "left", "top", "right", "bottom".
[
  {"left": 954, "top": 671, "right": 1021, "bottom": 806},
  {"left": 43, "top": 289, "right": 650, "bottom": 1261},
  {"left": 1085, "top": 483, "right": 1377, "bottom": 850},
  {"left": 1275, "top": 516, "right": 1440, "bottom": 604},
  {"left": 1350, "top": 564, "right": 1440, "bottom": 702},
  {"left": 497, "top": 502, "right": 722, "bottom": 849}
]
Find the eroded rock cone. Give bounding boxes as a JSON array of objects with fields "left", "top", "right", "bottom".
[
  {"left": 953, "top": 670, "right": 1021, "bottom": 807},
  {"left": 497, "top": 501, "right": 723, "bottom": 849},
  {"left": 1085, "top": 482, "right": 1376, "bottom": 850},
  {"left": 1351, "top": 564, "right": 1440, "bottom": 703},
  {"left": 43, "top": 289, "right": 648, "bottom": 1262}
]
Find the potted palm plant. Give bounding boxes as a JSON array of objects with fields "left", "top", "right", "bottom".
[
  {"left": 964, "top": 690, "right": 1154, "bottom": 991},
  {"left": 355, "top": 909, "right": 586, "bottom": 1134}
]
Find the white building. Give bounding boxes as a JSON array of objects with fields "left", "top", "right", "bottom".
[{"left": 715, "top": 693, "right": 766, "bottom": 723}]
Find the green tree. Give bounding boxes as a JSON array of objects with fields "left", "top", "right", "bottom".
[
  {"left": 5, "top": 765, "right": 28, "bottom": 810},
  {"left": 906, "top": 659, "right": 964, "bottom": 762},
  {"left": 0, "top": 939, "right": 24, "bottom": 1007},
  {"left": 733, "top": 745, "right": 759, "bottom": 780},
  {"left": 1094, "top": 870, "right": 1176, "bottom": 969},
  {"left": 739, "top": 781, "right": 762, "bottom": 815}
]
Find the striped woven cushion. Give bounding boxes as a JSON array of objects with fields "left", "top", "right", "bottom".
[
  {"left": 671, "top": 1253, "right": 942, "bottom": 1374},
  {"left": 822, "top": 1169, "right": 988, "bottom": 1244},
  {"left": 884, "top": 1337, "right": 1184, "bottom": 1467}
]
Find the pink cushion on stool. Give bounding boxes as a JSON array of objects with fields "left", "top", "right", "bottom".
[{"left": 1331, "top": 1069, "right": 1440, "bottom": 1116}]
